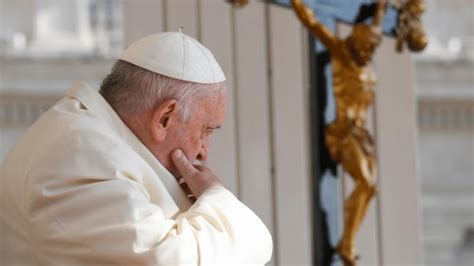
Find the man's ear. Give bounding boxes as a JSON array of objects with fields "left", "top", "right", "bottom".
[{"left": 150, "top": 99, "right": 178, "bottom": 142}]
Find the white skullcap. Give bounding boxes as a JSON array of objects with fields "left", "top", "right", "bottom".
[{"left": 119, "top": 31, "right": 226, "bottom": 84}]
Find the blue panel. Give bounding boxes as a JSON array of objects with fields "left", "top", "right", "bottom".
[{"left": 270, "top": 0, "right": 399, "bottom": 35}]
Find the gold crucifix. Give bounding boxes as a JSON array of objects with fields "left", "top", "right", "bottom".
[{"left": 291, "top": 1, "right": 387, "bottom": 265}]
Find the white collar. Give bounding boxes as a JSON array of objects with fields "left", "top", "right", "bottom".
[{"left": 65, "top": 81, "right": 193, "bottom": 216}]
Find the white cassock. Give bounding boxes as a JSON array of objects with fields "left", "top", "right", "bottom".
[{"left": 0, "top": 81, "right": 273, "bottom": 265}]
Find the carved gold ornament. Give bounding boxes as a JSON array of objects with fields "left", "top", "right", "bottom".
[{"left": 394, "top": 0, "right": 428, "bottom": 52}]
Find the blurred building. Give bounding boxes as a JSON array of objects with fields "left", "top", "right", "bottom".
[
  {"left": 0, "top": 0, "right": 121, "bottom": 159},
  {"left": 415, "top": 1, "right": 474, "bottom": 265}
]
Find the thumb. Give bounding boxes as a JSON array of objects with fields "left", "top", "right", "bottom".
[{"left": 172, "top": 149, "right": 197, "bottom": 177}]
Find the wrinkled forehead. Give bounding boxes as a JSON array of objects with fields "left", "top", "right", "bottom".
[
  {"left": 194, "top": 87, "right": 227, "bottom": 121},
  {"left": 196, "top": 82, "right": 227, "bottom": 104}
]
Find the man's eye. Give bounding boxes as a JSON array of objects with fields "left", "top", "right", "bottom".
[{"left": 203, "top": 125, "right": 220, "bottom": 135}]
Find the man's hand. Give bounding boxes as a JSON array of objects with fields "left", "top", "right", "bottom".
[{"left": 172, "top": 149, "right": 223, "bottom": 198}]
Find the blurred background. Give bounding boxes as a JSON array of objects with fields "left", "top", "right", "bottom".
[
  {"left": 414, "top": 1, "right": 473, "bottom": 265},
  {"left": 0, "top": 0, "right": 472, "bottom": 265}
]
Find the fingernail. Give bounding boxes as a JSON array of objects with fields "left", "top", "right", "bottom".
[{"left": 174, "top": 149, "right": 183, "bottom": 159}]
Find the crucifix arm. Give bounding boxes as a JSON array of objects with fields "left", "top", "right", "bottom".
[{"left": 291, "top": 0, "right": 338, "bottom": 54}]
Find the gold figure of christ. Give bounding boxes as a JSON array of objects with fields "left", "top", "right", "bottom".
[{"left": 291, "top": 1, "right": 387, "bottom": 265}]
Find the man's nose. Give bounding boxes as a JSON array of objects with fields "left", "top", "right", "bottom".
[{"left": 196, "top": 142, "right": 209, "bottom": 161}]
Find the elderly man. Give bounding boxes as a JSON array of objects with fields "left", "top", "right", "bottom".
[{"left": 0, "top": 32, "right": 273, "bottom": 265}]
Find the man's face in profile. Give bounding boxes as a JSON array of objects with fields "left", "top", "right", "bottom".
[{"left": 160, "top": 90, "right": 227, "bottom": 177}]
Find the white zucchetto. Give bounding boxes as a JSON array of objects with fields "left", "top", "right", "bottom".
[{"left": 119, "top": 31, "right": 226, "bottom": 84}]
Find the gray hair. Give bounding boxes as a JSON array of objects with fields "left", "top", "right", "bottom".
[{"left": 99, "top": 60, "right": 225, "bottom": 121}]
